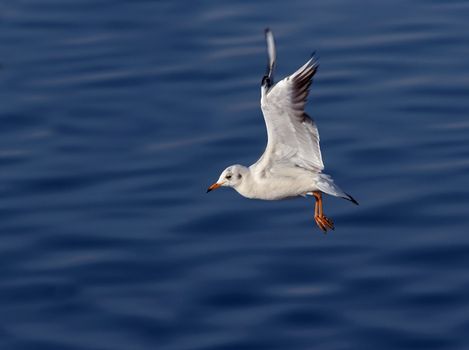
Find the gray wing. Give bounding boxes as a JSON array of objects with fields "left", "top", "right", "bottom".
[
  {"left": 265, "top": 28, "right": 276, "bottom": 82},
  {"left": 255, "top": 56, "right": 324, "bottom": 174}
]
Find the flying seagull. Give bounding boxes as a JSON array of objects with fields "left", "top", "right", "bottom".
[{"left": 207, "top": 29, "right": 358, "bottom": 232}]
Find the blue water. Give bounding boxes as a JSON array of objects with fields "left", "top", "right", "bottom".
[{"left": 1, "top": 0, "right": 469, "bottom": 349}]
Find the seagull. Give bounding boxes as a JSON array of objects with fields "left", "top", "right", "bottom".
[{"left": 207, "top": 29, "right": 358, "bottom": 232}]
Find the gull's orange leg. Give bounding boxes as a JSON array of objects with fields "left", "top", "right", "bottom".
[
  {"left": 313, "top": 192, "right": 326, "bottom": 232},
  {"left": 313, "top": 191, "right": 335, "bottom": 232}
]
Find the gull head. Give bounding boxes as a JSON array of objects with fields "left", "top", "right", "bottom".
[{"left": 207, "top": 165, "right": 249, "bottom": 193}]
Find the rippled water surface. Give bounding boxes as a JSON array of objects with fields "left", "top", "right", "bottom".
[{"left": 1, "top": 0, "right": 469, "bottom": 349}]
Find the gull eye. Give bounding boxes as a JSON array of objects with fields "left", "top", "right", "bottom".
[
  {"left": 237, "top": 174, "right": 242, "bottom": 179},
  {"left": 226, "top": 175, "right": 232, "bottom": 180}
]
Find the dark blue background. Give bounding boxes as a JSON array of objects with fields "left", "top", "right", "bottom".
[{"left": 1, "top": 0, "right": 469, "bottom": 349}]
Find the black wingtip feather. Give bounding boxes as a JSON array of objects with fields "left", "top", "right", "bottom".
[
  {"left": 345, "top": 193, "right": 359, "bottom": 205},
  {"left": 262, "top": 75, "right": 272, "bottom": 88},
  {"left": 291, "top": 63, "right": 318, "bottom": 106}
]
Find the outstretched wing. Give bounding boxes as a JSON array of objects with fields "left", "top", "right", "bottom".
[
  {"left": 255, "top": 55, "right": 324, "bottom": 175},
  {"left": 264, "top": 28, "right": 276, "bottom": 84}
]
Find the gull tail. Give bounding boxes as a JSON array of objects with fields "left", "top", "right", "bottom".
[{"left": 316, "top": 174, "right": 359, "bottom": 205}]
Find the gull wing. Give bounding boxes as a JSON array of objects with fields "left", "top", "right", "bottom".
[
  {"left": 265, "top": 28, "right": 276, "bottom": 83},
  {"left": 255, "top": 54, "right": 324, "bottom": 175}
]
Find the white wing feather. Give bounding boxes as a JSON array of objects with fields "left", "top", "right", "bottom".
[
  {"left": 265, "top": 29, "right": 276, "bottom": 79},
  {"left": 255, "top": 57, "right": 324, "bottom": 174}
]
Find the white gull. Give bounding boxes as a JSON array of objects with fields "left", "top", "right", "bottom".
[{"left": 207, "top": 28, "right": 358, "bottom": 232}]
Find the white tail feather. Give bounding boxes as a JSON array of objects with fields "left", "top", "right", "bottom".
[{"left": 316, "top": 174, "right": 349, "bottom": 200}]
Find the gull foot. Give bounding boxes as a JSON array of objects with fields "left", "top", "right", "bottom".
[{"left": 314, "top": 215, "right": 335, "bottom": 233}]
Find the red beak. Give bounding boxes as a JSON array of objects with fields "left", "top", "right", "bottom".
[{"left": 207, "top": 182, "right": 223, "bottom": 193}]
